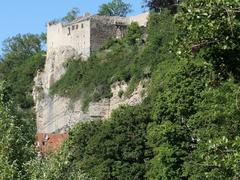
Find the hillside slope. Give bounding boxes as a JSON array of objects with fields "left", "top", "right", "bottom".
[
  {"left": 28, "top": 0, "right": 240, "bottom": 179},
  {"left": 0, "top": 0, "right": 239, "bottom": 179}
]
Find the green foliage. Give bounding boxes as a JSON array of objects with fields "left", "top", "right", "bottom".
[
  {"left": 26, "top": 105, "right": 151, "bottom": 179},
  {"left": 142, "top": 10, "right": 176, "bottom": 62},
  {"left": 50, "top": 45, "right": 135, "bottom": 110},
  {"left": 25, "top": 144, "right": 89, "bottom": 180},
  {"left": 1, "top": 53, "right": 45, "bottom": 109},
  {"left": 26, "top": 121, "right": 103, "bottom": 179},
  {"left": 41, "top": 119, "right": 103, "bottom": 180},
  {"left": 98, "top": 0, "right": 132, "bottom": 17},
  {"left": 145, "top": 1, "right": 240, "bottom": 178},
  {"left": 0, "top": 83, "right": 35, "bottom": 179},
  {"left": 50, "top": 23, "right": 146, "bottom": 110},
  {"left": 176, "top": 0, "right": 240, "bottom": 79},
  {"left": 0, "top": 33, "right": 45, "bottom": 89},
  {"left": 50, "top": 11, "right": 176, "bottom": 110},
  {"left": 143, "top": 0, "right": 179, "bottom": 12},
  {"left": 62, "top": 8, "right": 80, "bottom": 23},
  {"left": 2, "top": 34, "right": 42, "bottom": 62},
  {"left": 0, "top": 33, "right": 44, "bottom": 179},
  {"left": 0, "top": 33, "right": 45, "bottom": 159},
  {"left": 118, "top": 90, "right": 124, "bottom": 98},
  {"left": 123, "top": 22, "right": 142, "bottom": 45},
  {"left": 33, "top": 1, "right": 240, "bottom": 179},
  {"left": 146, "top": 59, "right": 213, "bottom": 179},
  {"left": 2, "top": 1, "right": 240, "bottom": 179},
  {"left": 183, "top": 79, "right": 240, "bottom": 179},
  {"left": 54, "top": 106, "right": 150, "bottom": 179}
]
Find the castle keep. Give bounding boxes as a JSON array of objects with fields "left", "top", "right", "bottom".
[
  {"left": 48, "top": 12, "right": 149, "bottom": 58},
  {"left": 33, "top": 13, "right": 149, "bottom": 135}
]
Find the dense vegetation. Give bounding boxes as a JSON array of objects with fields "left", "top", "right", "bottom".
[
  {"left": 0, "top": 34, "right": 45, "bottom": 179},
  {"left": 0, "top": 0, "right": 240, "bottom": 179},
  {"left": 50, "top": 11, "right": 175, "bottom": 110},
  {"left": 143, "top": 0, "right": 179, "bottom": 13},
  {"left": 0, "top": 34, "right": 45, "bottom": 109}
]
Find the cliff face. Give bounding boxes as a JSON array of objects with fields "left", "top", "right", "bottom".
[{"left": 33, "top": 47, "right": 145, "bottom": 133}]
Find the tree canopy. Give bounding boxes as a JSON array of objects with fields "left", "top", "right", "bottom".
[
  {"left": 2, "top": 34, "right": 42, "bottom": 62},
  {"left": 98, "top": 0, "right": 132, "bottom": 17},
  {"left": 143, "top": 0, "right": 179, "bottom": 12},
  {"left": 0, "top": 34, "right": 45, "bottom": 109},
  {"left": 0, "top": 82, "right": 35, "bottom": 179},
  {"left": 61, "top": 8, "right": 80, "bottom": 23},
  {"left": 0, "top": 33, "right": 45, "bottom": 178}
]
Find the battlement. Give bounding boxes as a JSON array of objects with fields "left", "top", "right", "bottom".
[{"left": 47, "top": 12, "right": 149, "bottom": 58}]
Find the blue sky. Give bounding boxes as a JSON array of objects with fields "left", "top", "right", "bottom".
[{"left": 0, "top": 0, "right": 144, "bottom": 55}]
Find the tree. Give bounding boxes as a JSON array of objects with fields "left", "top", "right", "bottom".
[
  {"left": 175, "top": 0, "right": 240, "bottom": 80},
  {"left": 61, "top": 8, "right": 80, "bottom": 23},
  {"left": 2, "top": 53, "right": 45, "bottom": 109},
  {"left": 36, "top": 106, "right": 151, "bottom": 179},
  {"left": 77, "top": 106, "right": 151, "bottom": 179},
  {"left": 143, "top": 0, "right": 179, "bottom": 12},
  {"left": 0, "top": 36, "right": 44, "bottom": 178},
  {"left": 145, "top": 1, "right": 240, "bottom": 179},
  {"left": 182, "top": 79, "right": 240, "bottom": 179},
  {"left": 146, "top": 59, "right": 213, "bottom": 179},
  {"left": 0, "top": 82, "right": 35, "bottom": 179},
  {"left": 0, "top": 33, "right": 45, "bottom": 110},
  {"left": 2, "top": 34, "right": 42, "bottom": 62},
  {"left": 98, "top": 0, "right": 132, "bottom": 17}
]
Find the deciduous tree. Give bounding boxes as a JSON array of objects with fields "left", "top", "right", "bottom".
[
  {"left": 98, "top": 0, "right": 132, "bottom": 17},
  {"left": 61, "top": 8, "right": 80, "bottom": 23},
  {"left": 143, "top": 0, "right": 179, "bottom": 12}
]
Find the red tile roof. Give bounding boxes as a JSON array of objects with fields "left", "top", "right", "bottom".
[{"left": 36, "top": 133, "right": 69, "bottom": 154}]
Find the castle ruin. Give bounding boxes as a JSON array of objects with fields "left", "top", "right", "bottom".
[
  {"left": 33, "top": 12, "right": 149, "bottom": 135},
  {"left": 48, "top": 12, "right": 149, "bottom": 58}
]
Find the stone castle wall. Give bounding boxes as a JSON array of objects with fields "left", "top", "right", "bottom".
[
  {"left": 128, "top": 12, "right": 149, "bottom": 27},
  {"left": 90, "top": 16, "right": 127, "bottom": 52},
  {"left": 47, "top": 12, "right": 149, "bottom": 58},
  {"left": 47, "top": 19, "right": 91, "bottom": 58}
]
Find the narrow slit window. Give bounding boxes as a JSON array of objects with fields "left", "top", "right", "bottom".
[
  {"left": 81, "top": 24, "right": 84, "bottom": 28},
  {"left": 68, "top": 27, "right": 71, "bottom": 35}
]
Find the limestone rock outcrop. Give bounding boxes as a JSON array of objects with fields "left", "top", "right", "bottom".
[{"left": 33, "top": 47, "right": 145, "bottom": 134}]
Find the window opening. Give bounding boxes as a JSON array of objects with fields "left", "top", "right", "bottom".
[{"left": 68, "top": 27, "right": 71, "bottom": 35}]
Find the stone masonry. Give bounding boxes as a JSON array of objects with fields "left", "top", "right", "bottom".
[{"left": 47, "top": 12, "right": 149, "bottom": 58}]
